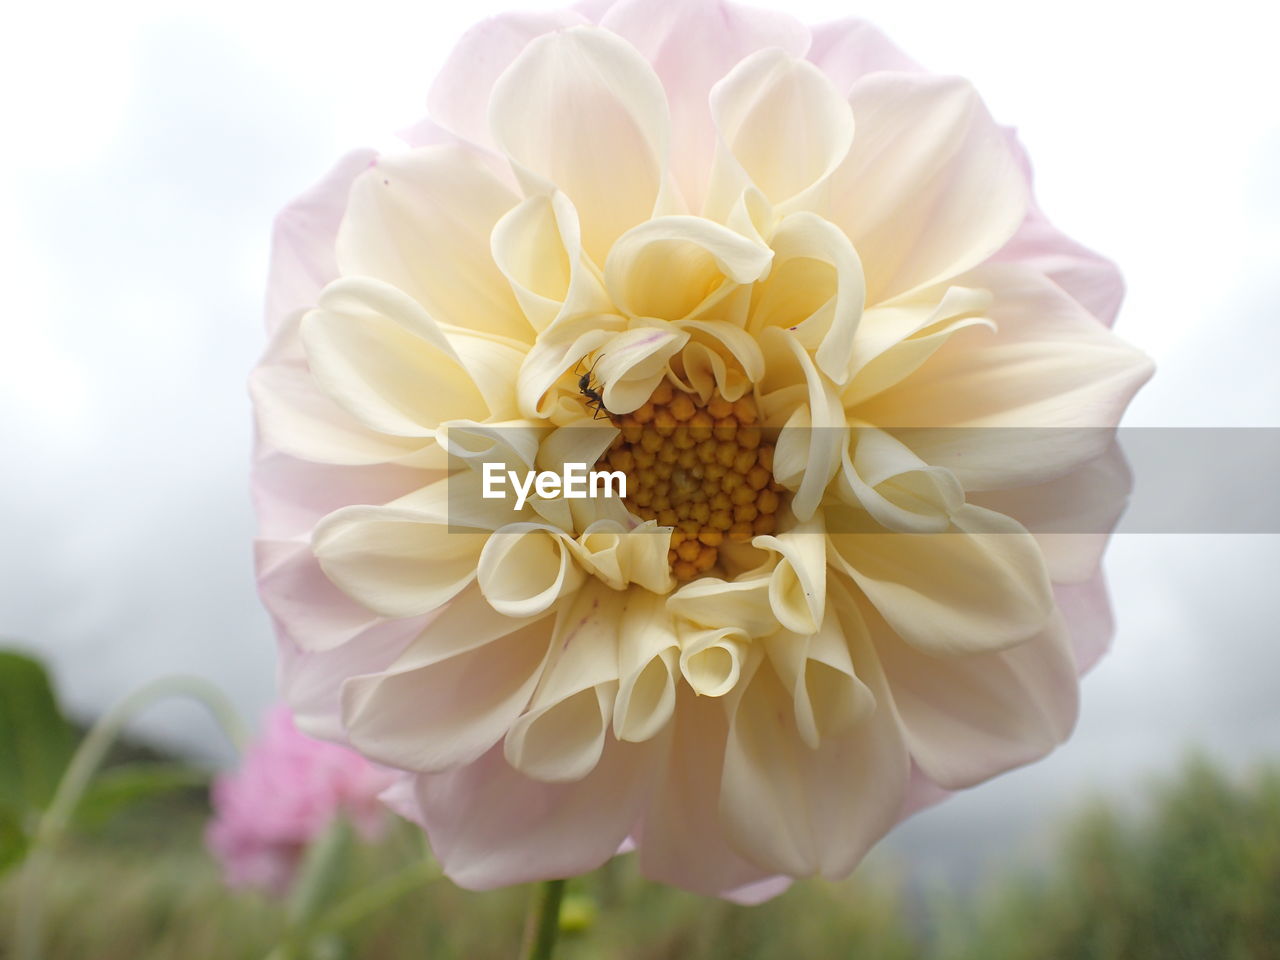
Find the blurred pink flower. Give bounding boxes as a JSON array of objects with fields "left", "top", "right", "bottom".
[
  {"left": 206, "top": 705, "right": 396, "bottom": 894},
  {"left": 249, "top": 0, "right": 1151, "bottom": 900}
]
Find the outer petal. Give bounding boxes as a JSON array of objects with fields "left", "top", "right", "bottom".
[
  {"left": 636, "top": 687, "right": 786, "bottom": 896},
  {"left": 866, "top": 598, "right": 1079, "bottom": 790},
  {"left": 806, "top": 18, "right": 922, "bottom": 94},
  {"left": 411, "top": 734, "right": 664, "bottom": 889},
  {"left": 336, "top": 146, "right": 530, "bottom": 342},
  {"left": 1053, "top": 572, "right": 1115, "bottom": 676},
  {"left": 265, "top": 149, "right": 375, "bottom": 336},
  {"left": 720, "top": 607, "right": 909, "bottom": 878},
  {"left": 993, "top": 131, "right": 1124, "bottom": 326},
  {"left": 427, "top": 9, "right": 590, "bottom": 151},
  {"left": 489, "top": 26, "right": 672, "bottom": 263},
  {"left": 256, "top": 537, "right": 380, "bottom": 654},
  {"left": 826, "top": 503, "right": 1055, "bottom": 656},
  {"left": 827, "top": 73, "right": 1027, "bottom": 304},
  {"left": 340, "top": 586, "right": 555, "bottom": 772},
  {"left": 856, "top": 264, "right": 1154, "bottom": 489},
  {"left": 601, "top": 0, "right": 809, "bottom": 211},
  {"left": 301, "top": 278, "right": 494, "bottom": 438},
  {"left": 276, "top": 614, "right": 425, "bottom": 742}
]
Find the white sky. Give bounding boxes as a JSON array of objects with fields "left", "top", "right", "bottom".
[{"left": 1, "top": 0, "right": 1277, "bottom": 880}]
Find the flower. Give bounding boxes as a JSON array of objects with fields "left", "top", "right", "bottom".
[
  {"left": 206, "top": 705, "right": 395, "bottom": 894},
  {"left": 250, "top": 0, "right": 1152, "bottom": 900}
]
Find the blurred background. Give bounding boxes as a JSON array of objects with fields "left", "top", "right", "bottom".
[{"left": 1, "top": 0, "right": 1278, "bottom": 953}]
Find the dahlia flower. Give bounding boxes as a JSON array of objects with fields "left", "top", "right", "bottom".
[
  {"left": 206, "top": 705, "right": 395, "bottom": 894},
  {"left": 250, "top": 0, "right": 1152, "bottom": 899}
]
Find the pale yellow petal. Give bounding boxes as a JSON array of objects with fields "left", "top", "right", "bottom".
[
  {"left": 301, "top": 278, "right": 490, "bottom": 438},
  {"left": 489, "top": 26, "right": 672, "bottom": 263},
  {"left": 605, "top": 215, "right": 773, "bottom": 322},
  {"left": 828, "top": 73, "right": 1027, "bottom": 304},
  {"left": 708, "top": 49, "right": 854, "bottom": 211},
  {"left": 490, "top": 190, "right": 613, "bottom": 332},
  {"left": 336, "top": 145, "right": 531, "bottom": 341},
  {"left": 827, "top": 503, "right": 1054, "bottom": 655}
]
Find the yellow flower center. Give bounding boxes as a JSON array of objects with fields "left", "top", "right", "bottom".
[{"left": 596, "top": 381, "right": 786, "bottom": 582}]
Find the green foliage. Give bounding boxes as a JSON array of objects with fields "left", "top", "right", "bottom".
[
  {"left": 0, "top": 650, "right": 75, "bottom": 827},
  {"left": 1, "top": 748, "right": 1277, "bottom": 960},
  {"left": 944, "top": 755, "right": 1280, "bottom": 960},
  {"left": 74, "top": 763, "right": 210, "bottom": 832}
]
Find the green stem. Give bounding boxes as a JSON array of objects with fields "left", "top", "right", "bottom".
[
  {"left": 12, "top": 675, "right": 247, "bottom": 960},
  {"left": 313, "top": 858, "right": 440, "bottom": 936},
  {"left": 522, "top": 878, "right": 567, "bottom": 960},
  {"left": 261, "top": 858, "right": 441, "bottom": 960}
]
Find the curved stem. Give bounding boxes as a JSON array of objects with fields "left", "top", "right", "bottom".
[
  {"left": 521, "top": 878, "right": 567, "bottom": 960},
  {"left": 13, "top": 675, "right": 247, "bottom": 960},
  {"left": 314, "top": 858, "right": 440, "bottom": 936}
]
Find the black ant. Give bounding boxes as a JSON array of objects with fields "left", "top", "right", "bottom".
[{"left": 576, "top": 355, "right": 610, "bottom": 420}]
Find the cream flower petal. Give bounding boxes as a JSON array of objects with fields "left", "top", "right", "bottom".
[
  {"left": 708, "top": 49, "right": 854, "bottom": 212},
  {"left": 752, "top": 513, "right": 827, "bottom": 635},
  {"left": 601, "top": 0, "right": 809, "bottom": 211},
  {"left": 720, "top": 617, "right": 908, "bottom": 878},
  {"left": 671, "top": 320, "right": 765, "bottom": 401},
  {"left": 477, "top": 523, "right": 585, "bottom": 618},
  {"left": 760, "top": 328, "right": 845, "bottom": 521},
  {"left": 278, "top": 613, "right": 425, "bottom": 742},
  {"left": 336, "top": 146, "right": 530, "bottom": 341},
  {"left": 428, "top": 9, "right": 589, "bottom": 151},
  {"left": 857, "top": 265, "right": 1154, "bottom": 489},
  {"left": 637, "top": 687, "right": 783, "bottom": 897},
  {"left": 311, "top": 477, "right": 513, "bottom": 619},
  {"left": 489, "top": 26, "right": 672, "bottom": 263},
  {"left": 747, "top": 211, "right": 864, "bottom": 384},
  {"left": 257, "top": 537, "right": 382, "bottom": 653},
  {"left": 505, "top": 584, "right": 626, "bottom": 780},
  {"left": 415, "top": 735, "right": 664, "bottom": 890},
  {"left": 604, "top": 215, "right": 773, "bottom": 322},
  {"left": 301, "top": 278, "right": 492, "bottom": 438},
  {"left": 252, "top": 447, "right": 430, "bottom": 541},
  {"left": 678, "top": 626, "right": 751, "bottom": 697},
  {"left": 867, "top": 598, "right": 1078, "bottom": 790},
  {"left": 668, "top": 571, "right": 777, "bottom": 638},
  {"left": 969, "top": 440, "right": 1132, "bottom": 583},
  {"left": 490, "top": 190, "right": 613, "bottom": 333},
  {"left": 827, "top": 503, "right": 1054, "bottom": 656},
  {"left": 251, "top": 357, "right": 427, "bottom": 466},
  {"left": 572, "top": 520, "right": 675, "bottom": 594},
  {"left": 841, "top": 285, "right": 995, "bottom": 408},
  {"left": 516, "top": 313, "right": 627, "bottom": 419},
  {"left": 764, "top": 614, "right": 872, "bottom": 750},
  {"left": 596, "top": 326, "right": 691, "bottom": 414},
  {"left": 828, "top": 73, "right": 1027, "bottom": 304},
  {"left": 340, "top": 590, "right": 555, "bottom": 771},
  {"left": 837, "top": 424, "right": 964, "bottom": 534},
  {"left": 614, "top": 590, "right": 681, "bottom": 742}
]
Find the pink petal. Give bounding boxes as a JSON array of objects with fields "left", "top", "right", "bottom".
[
  {"left": 265, "top": 149, "right": 374, "bottom": 336},
  {"left": 993, "top": 131, "right": 1125, "bottom": 327},
  {"left": 601, "top": 0, "right": 809, "bottom": 212},
  {"left": 427, "top": 9, "right": 590, "bottom": 151},
  {"left": 807, "top": 18, "right": 923, "bottom": 93},
  {"left": 1054, "top": 572, "right": 1116, "bottom": 677},
  {"left": 409, "top": 737, "right": 663, "bottom": 889}
]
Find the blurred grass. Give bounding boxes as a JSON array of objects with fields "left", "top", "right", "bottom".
[{"left": 2, "top": 754, "right": 1278, "bottom": 959}]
